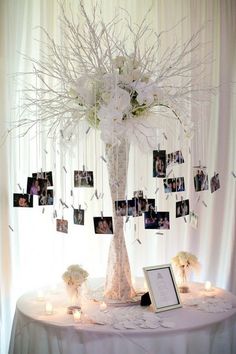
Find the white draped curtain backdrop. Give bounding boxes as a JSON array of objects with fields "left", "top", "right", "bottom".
[{"left": 0, "top": 0, "right": 235, "bottom": 353}]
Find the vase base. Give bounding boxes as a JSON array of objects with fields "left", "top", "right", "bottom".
[
  {"left": 179, "top": 285, "right": 190, "bottom": 293},
  {"left": 67, "top": 305, "right": 81, "bottom": 315}
]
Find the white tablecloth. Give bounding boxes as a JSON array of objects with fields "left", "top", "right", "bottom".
[{"left": 8, "top": 283, "right": 236, "bottom": 354}]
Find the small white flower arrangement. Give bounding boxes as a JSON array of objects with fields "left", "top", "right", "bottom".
[
  {"left": 172, "top": 251, "right": 201, "bottom": 274},
  {"left": 172, "top": 251, "right": 200, "bottom": 293},
  {"left": 62, "top": 264, "right": 89, "bottom": 289}
]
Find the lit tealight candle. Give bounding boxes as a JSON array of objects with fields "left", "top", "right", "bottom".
[
  {"left": 45, "top": 301, "right": 53, "bottom": 315},
  {"left": 100, "top": 301, "right": 107, "bottom": 311},
  {"left": 37, "top": 290, "right": 45, "bottom": 301},
  {"left": 205, "top": 281, "right": 212, "bottom": 291},
  {"left": 73, "top": 310, "right": 81, "bottom": 322}
]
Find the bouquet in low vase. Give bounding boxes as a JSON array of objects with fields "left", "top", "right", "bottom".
[
  {"left": 171, "top": 251, "right": 201, "bottom": 293},
  {"left": 62, "top": 264, "right": 89, "bottom": 310}
]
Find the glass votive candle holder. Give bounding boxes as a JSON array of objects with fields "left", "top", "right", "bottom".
[
  {"left": 100, "top": 301, "right": 107, "bottom": 311},
  {"left": 204, "top": 281, "right": 212, "bottom": 291},
  {"left": 37, "top": 290, "right": 45, "bottom": 301},
  {"left": 45, "top": 301, "right": 53, "bottom": 315},
  {"left": 73, "top": 309, "right": 81, "bottom": 322}
]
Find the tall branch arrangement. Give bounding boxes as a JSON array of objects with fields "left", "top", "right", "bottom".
[{"left": 12, "top": 1, "right": 212, "bottom": 150}]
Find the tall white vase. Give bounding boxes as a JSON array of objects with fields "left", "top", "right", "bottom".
[{"left": 104, "top": 141, "right": 136, "bottom": 301}]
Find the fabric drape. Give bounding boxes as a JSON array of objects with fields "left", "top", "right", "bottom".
[{"left": 0, "top": 1, "right": 235, "bottom": 354}]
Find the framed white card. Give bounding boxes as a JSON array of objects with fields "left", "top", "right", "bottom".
[{"left": 143, "top": 264, "right": 182, "bottom": 312}]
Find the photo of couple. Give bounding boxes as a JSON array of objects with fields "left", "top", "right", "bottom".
[
  {"left": 193, "top": 167, "right": 209, "bottom": 192},
  {"left": 166, "top": 150, "right": 184, "bottom": 166},
  {"left": 13, "top": 193, "right": 33, "bottom": 208},
  {"left": 153, "top": 150, "right": 166, "bottom": 178},
  {"left": 74, "top": 170, "right": 94, "bottom": 187},
  {"left": 94, "top": 217, "right": 113, "bottom": 234},
  {"left": 176, "top": 199, "right": 190, "bottom": 218},
  {"left": 163, "top": 177, "right": 185, "bottom": 193},
  {"left": 144, "top": 211, "right": 170, "bottom": 230},
  {"left": 56, "top": 219, "right": 68, "bottom": 234},
  {"left": 74, "top": 209, "right": 85, "bottom": 225}
]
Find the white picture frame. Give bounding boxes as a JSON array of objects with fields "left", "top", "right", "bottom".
[{"left": 143, "top": 264, "right": 182, "bottom": 313}]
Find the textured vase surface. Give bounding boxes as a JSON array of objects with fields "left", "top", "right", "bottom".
[
  {"left": 66, "top": 284, "right": 81, "bottom": 307},
  {"left": 178, "top": 267, "right": 190, "bottom": 293},
  {"left": 104, "top": 141, "right": 136, "bottom": 301}
]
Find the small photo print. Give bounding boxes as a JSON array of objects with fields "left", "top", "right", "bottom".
[
  {"left": 153, "top": 150, "right": 166, "bottom": 177},
  {"left": 39, "top": 190, "right": 54, "bottom": 206},
  {"left": 74, "top": 170, "right": 94, "bottom": 187},
  {"left": 144, "top": 211, "right": 170, "bottom": 229},
  {"left": 127, "top": 199, "right": 136, "bottom": 216},
  {"left": 189, "top": 211, "right": 198, "bottom": 229},
  {"left": 94, "top": 217, "right": 113, "bottom": 234},
  {"left": 133, "top": 190, "right": 143, "bottom": 199},
  {"left": 176, "top": 199, "right": 190, "bottom": 218},
  {"left": 167, "top": 150, "right": 184, "bottom": 166},
  {"left": 127, "top": 198, "right": 142, "bottom": 217},
  {"left": 115, "top": 200, "right": 127, "bottom": 216},
  {"left": 210, "top": 173, "right": 220, "bottom": 193},
  {"left": 74, "top": 209, "right": 85, "bottom": 225},
  {"left": 32, "top": 171, "right": 53, "bottom": 187},
  {"left": 193, "top": 167, "right": 209, "bottom": 192},
  {"left": 13, "top": 193, "right": 33, "bottom": 207},
  {"left": 176, "top": 177, "right": 185, "bottom": 192},
  {"left": 56, "top": 219, "right": 68, "bottom": 234},
  {"left": 164, "top": 177, "right": 185, "bottom": 193},
  {"left": 27, "top": 177, "right": 48, "bottom": 196},
  {"left": 163, "top": 178, "right": 176, "bottom": 193},
  {"left": 139, "top": 198, "right": 155, "bottom": 212}
]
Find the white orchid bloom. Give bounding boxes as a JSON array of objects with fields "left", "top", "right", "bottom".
[
  {"left": 109, "top": 87, "right": 131, "bottom": 112},
  {"left": 112, "top": 56, "right": 126, "bottom": 69},
  {"left": 73, "top": 76, "right": 96, "bottom": 105}
]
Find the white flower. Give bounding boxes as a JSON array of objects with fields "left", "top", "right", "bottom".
[
  {"left": 62, "top": 264, "right": 89, "bottom": 288},
  {"left": 112, "top": 56, "right": 126, "bottom": 69},
  {"left": 73, "top": 76, "right": 96, "bottom": 106},
  {"left": 171, "top": 251, "right": 201, "bottom": 275},
  {"left": 110, "top": 87, "right": 131, "bottom": 112}
]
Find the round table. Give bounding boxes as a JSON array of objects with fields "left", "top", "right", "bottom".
[{"left": 8, "top": 283, "right": 236, "bottom": 354}]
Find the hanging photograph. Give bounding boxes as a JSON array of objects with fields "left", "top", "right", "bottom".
[
  {"left": 27, "top": 177, "right": 47, "bottom": 196},
  {"left": 163, "top": 178, "right": 176, "bottom": 193},
  {"left": 189, "top": 211, "right": 198, "bottom": 229},
  {"left": 164, "top": 177, "right": 185, "bottom": 193},
  {"left": 143, "top": 264, "right": 182, "bottom": 313},
  {"left": 139, "top": 198, "right": 155, "bottom": 212},
  {"left": 126, "top": 199, "right": 140, "bottom": 217},
  {"left": 193, "top": 167, "right": 209, "bottom": 192},
  {"left": 133, "top": 190, "right": 143, "bottom": 199},
  {"left": 32, "top": 171, "right": 53, "bottom": 187},
  {"left": 13, "top": 193, "right": 33, "bottom": 208},
  {"left": 176, "top": 199, "right": 190, "bottom": 218},
  {"left": 153, "top": 150, "right": 166, "bottom": 177},
  {"left": 115, "top": 200, "right": 127, "bottom": 216},
  {"left": 167, "top": 150, "right": 184, "bottom": 167},
  {"left": 74, "top": 170, "right": 94, "bottom": 187},
  {"left": 38, "top": 190, "right": 54, "bottom": 206},
  {"left": 144, "top": 211, "right": 170, "bottom": 229},
  {"left": 210, "top": 173, "right": 220, "bottom": 193},
  {"left": 74, "top": 209, "right": 85, "bottom": 225},
  {"left": 56, "top": 219, "right": 68, "bottom": 234},
  {"left": 94, "top": 217, "right": 113, "bottom": 234},
  {"left": 176, "top": 177, "right": 185, "bottom": 192}
]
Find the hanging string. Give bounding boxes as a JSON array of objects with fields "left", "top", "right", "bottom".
[
  {"left": 94, "top": 83, "right": 98, "bottom": 201},
  {"left": 101, "top": 143, "right": 104, "bottom": 214}
]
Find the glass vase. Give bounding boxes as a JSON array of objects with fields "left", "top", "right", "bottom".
[
  {"left": 178, "top": 266, "right": 190, "bottom": 293},
  {"left": 66, "top": 284, "right": 81, "bottom": 313},
  {"left": 104, "top": 141, "right": 136, "bottom": 301}
]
